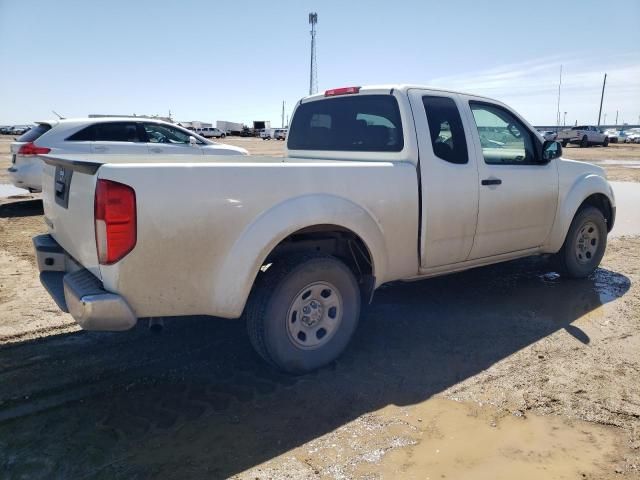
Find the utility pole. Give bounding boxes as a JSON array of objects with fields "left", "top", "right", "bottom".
[
  {"left": 281, "top": 101, "right": 285, "bottom": 128},
  {"left": 308, "top": 13, "right": 318, "bottom": 95},
  {"left": 603, "top": 113, "right": 607, "bottom": 125},
  {"left": 556, "top": 64, "right": 562, "bottom": 133},
  {"left": 597, "top": 73, "right": 607, "bottom": 126},
  {"left": 563, "top": 111, "right": 567, "bottom": 127},
  {"left": 615, "top": 110, "right": 619, "bottom": 126}
]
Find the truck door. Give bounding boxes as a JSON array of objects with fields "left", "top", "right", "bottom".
[
  {"left": 462, "top": 99, "right": 559, "bottom": 259},
  {"left": 408, "top": 89, "right": 479, "bottom": 268}
]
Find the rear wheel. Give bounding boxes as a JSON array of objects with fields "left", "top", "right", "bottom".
[
  {"left": 245, "top": 253, "right": 360, "bottom": 374},
  {"left": 562, "top": 140, "right": 569, "bottom": 147},
  {"left": 580, "top": 135, "right": 589, "bottom": 148},
  {"left": 603, "top": 137, "right": 609, "bottom": 147},
  {"left": 555, "top": 206, "right": 607, "bottom": 278}
]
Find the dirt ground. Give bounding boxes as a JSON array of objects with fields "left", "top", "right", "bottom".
[{"left": 0, "top": 134, "right": 639, "bottom": 478}]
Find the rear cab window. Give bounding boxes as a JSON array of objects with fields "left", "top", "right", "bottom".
[
  {"left": 18, "top": 124, "right": 51, "bottom": 143},
  {"left": 287, "top": 95, "right": 404, "bottom": 152}
]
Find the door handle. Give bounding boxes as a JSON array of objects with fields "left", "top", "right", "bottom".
[
  {"left": 93, "top": 145, "right": 107, "bottom": 152},
  {"left": 481, "top": 178, "right": 502, "bottom": 186},
  {"left": 150, "top": 147, "right": 162, "bottom": 153}
]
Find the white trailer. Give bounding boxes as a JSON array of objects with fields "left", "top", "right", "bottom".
[{"left": 217, "top": 121, "right": 244, "bottom": 135}]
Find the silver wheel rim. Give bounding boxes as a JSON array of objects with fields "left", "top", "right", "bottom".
[
  {"left": 575, "top": 221, "right": 600, "bottom": 264},
  {"left": 285, "top": 281, "right": 343, "bottom": 350}
]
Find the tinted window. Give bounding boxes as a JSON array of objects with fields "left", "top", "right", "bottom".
[
  {"left": 287, "top": 95, "right": 404, "bottom": 152},
  {"left": 470, "top": 102, "right": 538, "bottom": 165},
  {"left": 18, "top": 124, "right": 51, "bottom": 142},
  {"left": 67, "top": 126, "right": 94, "bottom": 141},
  {"left": 422, "top": 96, "right": 468, "bottom": 164},
  {"left": 94, "top": 122, "right": 142, "bottom": 142}
]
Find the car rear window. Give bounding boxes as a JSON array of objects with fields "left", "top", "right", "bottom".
[
  {"left": 18, "top": 124, "right": 51, "bottom": 142},
  {"left": 287, "top": 95, "right": 404, "bottom": 152}
]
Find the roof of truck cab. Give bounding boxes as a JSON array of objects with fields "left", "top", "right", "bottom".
[{"left": 300, "top": 84, "right": 499, "bottom": 103}]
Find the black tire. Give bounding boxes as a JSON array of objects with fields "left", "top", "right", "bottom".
[
  {"left": 603, "top": 137, "right": 609, "bottom": 147},
  {"left": 580, "top": 135, "right": 589, "bottom": 148},
  {"left": 555, "top": 206, "right": 607, "bottom": 278},
  {"left": 562, "top": 140, "right": 569, "bottom": 147},
  {"left": 245, "top": 253, "right": 361, "bottom": 374},
  {"left": 221, "top": 134, "right": 226, "bottom": 138}
]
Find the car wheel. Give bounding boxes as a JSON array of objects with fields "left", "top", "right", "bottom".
[
  {"left": 555, "top": 206, "right": 607, "bottom": 278},
  {"left": 221, "top": 134, "right": 226, "bottom": 138},
  {"left": 245, "top": 253, "right": 361, "bottom": 374},
  {"left": 580, "top": 136, "right": 589, "bottom": 148},
  {"left": 562, "top": 140, "right": 569, "bottom": 147},
  {"left": 603, "top": 137, "right": 609, "bottom": 147}
]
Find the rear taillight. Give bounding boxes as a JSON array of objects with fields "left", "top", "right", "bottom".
[
  {"left": 18, "top": 142, "right": 51, "bottom": 155},
  {"left": 94, "top": 179, "right": 137, "bottom": 265},
  {"left": 324, "top": 86, "right": 361, "bottom": 97}
]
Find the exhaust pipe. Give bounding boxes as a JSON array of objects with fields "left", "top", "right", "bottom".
[{"left": 148, "top": 317, "right": 164, "bottom": 333}]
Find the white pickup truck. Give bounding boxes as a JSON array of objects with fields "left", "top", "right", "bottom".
[
  {"left": 34, "top": 85, "right": 616, "bottom": 373},
  {"left": 557, "top": 125, "right": 609, "bottom": 147}
]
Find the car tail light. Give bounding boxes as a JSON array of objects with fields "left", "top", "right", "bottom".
[
  {"left": 18, "top": 142, "right": 51, "bottom": 155},
  {"left": 95, "top": 179, "right": 137, "bottom": 265},
  {"left": 324, "top": 86, "right": 361, "bottom": 97}
]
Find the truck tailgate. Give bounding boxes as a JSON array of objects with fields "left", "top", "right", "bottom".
[{"left": 41, "top": 156, "right": 102, "bottom": 279}]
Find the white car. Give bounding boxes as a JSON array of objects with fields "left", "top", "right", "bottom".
[
  {"left": 196, "top": 127, "right": 226, "bottom": 138},
  {"left": 8, "top": 118, "right": 248, "bottom": 192},
  {"left": 625, "top": 129, "right": 640, "bottom": 143},
  {"left": 34, "top": 85, "right": 615, "bottom": 373}
]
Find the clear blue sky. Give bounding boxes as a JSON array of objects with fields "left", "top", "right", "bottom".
[{"left": 1, "top": 0, "right": 639, "bottom": 126}]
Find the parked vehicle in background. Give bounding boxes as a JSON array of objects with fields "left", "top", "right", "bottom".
[
  {"left": 253, "top": 120, "right": 270, "bottom": 132},
  {"left": 9, "top": 125, "right": 32, "bottom": 135},
  {"left": 625, "top": 128, "right": 640, "bottom": 143},
  {"left": 0, "top": 126, "right": 12, "bottom": 134},
  {"left": 196, "top": 127, "right": 226, "bottom": 138},
  {"left": 8, "top": 118, "right": 248, "bottom": 192},
  {"left": 537, "top": 130, "right": 557, "bottom": 141},
  {"left": 557, "top": 126, "right": 608, "bottom": 147},
  {"left": 603, "top": 129, "right": 620, "bottom": 143},
  {"left": 217, "top": 121, "right": 244, "bottom": 136},
  {"left": 274, "top": 128, "right": 288, "bottom": 140},
  {"left": 260, "top": 128, "right": 275, "bottom": 140},
  {"left": 34, "top": 85, "right": 615, "bottom": 373}
]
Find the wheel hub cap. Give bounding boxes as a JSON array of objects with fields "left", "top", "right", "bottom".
[
  {"left": 575, "top": 221, "right": 599, "bottom": 264},
  {"left": 286, "top": 281, "right": 343, "bottom": 349}
]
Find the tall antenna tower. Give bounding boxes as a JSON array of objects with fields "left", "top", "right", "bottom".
[{"left": 309, "top": 12, "right": 318, "bottom": 95}]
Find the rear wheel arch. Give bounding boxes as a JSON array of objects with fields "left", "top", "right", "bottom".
[{"left": 260, "top": 224, "right": 376, "bottom": 302}]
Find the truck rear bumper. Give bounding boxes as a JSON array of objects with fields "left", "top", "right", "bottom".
[{"left": 34, "top": 234, "right": 137, "bottom": 331}]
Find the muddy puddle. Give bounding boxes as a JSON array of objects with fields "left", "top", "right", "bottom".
[{"left": 242, "top": 398, "right": 620, "bottom": 479}]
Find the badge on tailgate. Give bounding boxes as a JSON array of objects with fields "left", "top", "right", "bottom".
[{"left": 54, "top": 166, "right": 73, "bottom": 208}]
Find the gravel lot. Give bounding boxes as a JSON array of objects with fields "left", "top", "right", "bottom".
[{"left": 0, "top": 134, "right": 639, "bottom": 478}]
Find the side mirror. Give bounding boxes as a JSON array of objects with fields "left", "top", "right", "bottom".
[
  {"left": 189, "top": 136, "right": 197, "bottom": 146},
  {"left": 542, "top": 140, "right": 562, "bottom": 161}
]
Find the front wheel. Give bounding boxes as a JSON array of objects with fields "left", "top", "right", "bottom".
[
  {"left": 245, "top": 254, "right": 361, "bottom": 374},
  {"left": 562, "top": 140, "right": 569, "bottom": 147},
  {"left": 555, "top": 206, "right": 607, "bottom": 278},
  {"left": 580, "top": 135, "right": 589, "bottom": 148},
  {"left": 603, "top": 137, "right": 609, "bottom": 147}
]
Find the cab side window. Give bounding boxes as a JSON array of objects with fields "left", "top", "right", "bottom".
[
  {"left": 469, "top": 102, "right": 538, "bottom": 165},
  {"left": 422, "top": 96, "right": 468, "bottom": 164}
]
